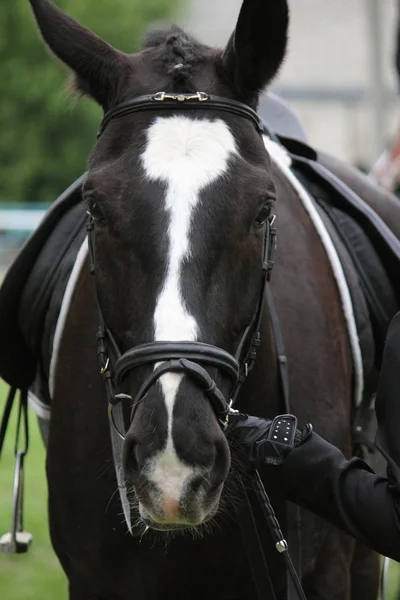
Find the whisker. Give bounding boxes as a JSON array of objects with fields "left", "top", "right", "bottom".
[{"left": 106, "top": 486, "right": 123, "bottom": 513}]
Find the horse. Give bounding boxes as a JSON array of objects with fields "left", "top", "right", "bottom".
[{"left": 11, "top": 0, "right": 400, "bottom": 598}]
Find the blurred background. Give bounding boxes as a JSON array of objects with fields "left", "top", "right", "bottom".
[
  {"left": 1, "top": 0, "right": 399, "bottom": 270},
  {"left": 1, "top": 0, "right": 400, "bottom": 598},
  {"left": 182, "top": 0, "right": 398, "bottom": 169}
]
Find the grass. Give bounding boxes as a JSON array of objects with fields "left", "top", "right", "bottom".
[
  {"left": 0, "top": 383, "right": 67, "bottom": 599},
  {"left": 0, "top": 382, "right": 400, "bottom": 599}
]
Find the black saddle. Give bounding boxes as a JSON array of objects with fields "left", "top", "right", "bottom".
[
  {"left": 283, "top": 140, "right": 400, "bottom": 361},
  {"left": 0, "top": 176, "right": 87, "bottom": 388},
  {"left": 259, "top": 92, "right": 308, "bottom": 144}
]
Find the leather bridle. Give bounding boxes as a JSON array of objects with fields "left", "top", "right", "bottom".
[
  {"left": 87, "top": 91, "right": 311, "bottom": 600},
  {"left": 97, "top": 91, "right": 265, "bottom": 137},
  {"left": 88, "top": 90, "right": 310, "bottom": 600},
  {"left": 89, "top": 91, "right": 277, "bottom": 438}
]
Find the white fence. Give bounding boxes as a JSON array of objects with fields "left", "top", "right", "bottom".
[{"left": 0, "top": 206, "right": 48, "bottom": 272}]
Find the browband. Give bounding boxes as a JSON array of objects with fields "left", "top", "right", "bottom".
[{"left": 98, "top": 92, "right": 264, "bottom": 138}]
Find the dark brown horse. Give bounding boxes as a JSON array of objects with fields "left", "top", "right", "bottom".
[{"left": 22, "top": 0, "right": 400, "bottom": 599}]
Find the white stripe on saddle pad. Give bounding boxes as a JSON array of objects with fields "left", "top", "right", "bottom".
[
  {"left": 28, "top": 389, "right": 51, "bottom": 421},
  {"left": 48, "top": 239, "right": 89, "bottom": 399},
  {"left": 264, "top": 136, "right": 363, "bottom": 407}
]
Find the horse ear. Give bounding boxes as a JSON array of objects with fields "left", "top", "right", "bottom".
[
  {"left": 29, "top": 0, "right": 131, "bottom": 109},
  {"left": 221, "top": 0, "right": 289, "bottom": 103}
]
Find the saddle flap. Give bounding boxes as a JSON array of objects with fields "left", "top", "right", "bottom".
[{"left": 0, "top": 176, "right": 85, "bottom": 388}]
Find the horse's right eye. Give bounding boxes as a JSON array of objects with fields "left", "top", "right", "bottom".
[
  {"left": 254, "top": 203, "right": 273, "bottom": 228},
  {"left": 87, "top": 199, "right": 105, "bottom": 223}
]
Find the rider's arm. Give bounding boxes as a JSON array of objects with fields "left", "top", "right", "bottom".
[
  {"left": 273, "top": 312, "right": 400, "bottom": 561},
  {"left": 230, "top": 312, "right": 400, "bottom": 562},
  {"left": 268, "top": 431, "right": 400, "bottom": 561}
]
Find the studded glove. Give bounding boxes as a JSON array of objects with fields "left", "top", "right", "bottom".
[{"left": 227, "top": 412, "right": 313, "bottom": 468}]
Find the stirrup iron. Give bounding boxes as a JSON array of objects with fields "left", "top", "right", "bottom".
[{"left": 0, "top": 389, "right": 32, "bottom": 553}]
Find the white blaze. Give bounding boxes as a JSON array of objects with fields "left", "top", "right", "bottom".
[{"left": 140, "top": 115, "right": 237, "bottom": 513}]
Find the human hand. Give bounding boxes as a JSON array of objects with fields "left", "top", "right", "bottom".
[{"left": 228, "top": 412, "right": 312, "bottom": 468}]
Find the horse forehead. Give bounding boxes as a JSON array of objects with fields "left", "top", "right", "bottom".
[{"left": 140, "top": 115, "right": 238, "bottom": 188}]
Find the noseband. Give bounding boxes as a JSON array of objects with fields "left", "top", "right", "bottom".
[{"left": 89, "top": 91, "right": 276, "bottom": 437}]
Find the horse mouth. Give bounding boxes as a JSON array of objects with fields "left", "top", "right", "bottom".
[
  {"left": 138, "top": 502, "right": 214, "bottom": 532},
  {"left": 141, "top": 516, "right": 193, "bottom": 532}
]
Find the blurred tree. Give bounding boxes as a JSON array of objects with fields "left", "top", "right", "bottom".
[{"left": 0, "top": 0, "right": 178, "bottom": 202}]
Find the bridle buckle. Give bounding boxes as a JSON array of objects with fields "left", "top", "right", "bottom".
[
  {"left": 100, "top": 357, "right": 110, "bottom": 375},
  {"left": 153, "top": 91, "right": 209, "bottom": 103}
]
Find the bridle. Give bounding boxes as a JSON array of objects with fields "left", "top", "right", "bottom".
[
  {"left": 88, "top": 91, "right": 306, "bottom": 600},
  {"left": 89, "top": 91, "right": 276, "bottom": 439}
]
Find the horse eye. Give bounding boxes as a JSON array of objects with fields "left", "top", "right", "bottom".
[
  {"left": 254, "top": 203, "right": 272, "bottom": 227},
  {"left": 87, "top": 199, "right": 104, "bottom": 222}
]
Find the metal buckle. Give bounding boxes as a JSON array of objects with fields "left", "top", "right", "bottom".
[
  {"left": 100, "top": 357, "right": 110, "bottom": 375},
  {"left": 153, "top": 92, "right": 167, "bottom": 102},
  {"left": 220, "top": 400, "right": 235, "bottom": 430},
  {"left": 266, "top": 214, "right": 277, "bottom": 281},
  {"left": 153, "top": 92, "right": 209, "bottom": 102},
  {"left": 196, "top": 92, "right": 209, "bottom": 102},
  {"left": 276, "top": 539, "right": 288, "bottom": 553}
]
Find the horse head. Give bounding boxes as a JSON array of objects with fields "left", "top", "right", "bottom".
[{"left": 29, "top": 0, "right": 289, "bottom": 530}]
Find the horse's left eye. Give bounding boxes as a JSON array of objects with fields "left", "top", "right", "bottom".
[{"left": 254, "top": 203, "right": 272, "bottom": 227}]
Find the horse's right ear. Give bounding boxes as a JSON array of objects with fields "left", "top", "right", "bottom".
[
  {"left": 221, "top": 0, "right": 289, "bottom": 104},
  {"left": 29, "top": 0, "right": 131, "bottom": 109}
]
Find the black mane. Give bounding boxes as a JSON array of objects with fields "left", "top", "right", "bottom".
[{"left": 142, "top": 26, "right": 204, "bottom": 84}]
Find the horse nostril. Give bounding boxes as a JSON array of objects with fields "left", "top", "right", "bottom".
[
  {"left": 190, "top": 475, "right": 205, "bottom": 495},
  {"left": 210, "top": 437, "right": 230, "bottom": 487}
]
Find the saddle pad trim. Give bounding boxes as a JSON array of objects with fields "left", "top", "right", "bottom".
[
  {"left": 264, "top": 137, "right": 364, "bottom": 407},
  {"left": 49, "top": 239, "right": 89, "bottom": 399},
  {"left": 28, "top": 390, "right": 51, "bottom": 421}
]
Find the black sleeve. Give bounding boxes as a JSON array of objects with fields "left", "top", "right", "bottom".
[
  {"left": 268, "top": 312, "right": 400, "bottom": 562},
  {"left": 269, "top": 433, "right": 400, "bottom": 561}
]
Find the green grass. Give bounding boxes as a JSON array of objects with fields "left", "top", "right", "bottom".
[
  {"left": 0, "top": 383, "right": 67, "bottom": 599},
  {"left": 1, "top": 382, "right": 400, "bottom": 599}
]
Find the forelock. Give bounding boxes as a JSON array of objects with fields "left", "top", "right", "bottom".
[{"left": 141, "top": 26, "right": 205, "bottom": 85}]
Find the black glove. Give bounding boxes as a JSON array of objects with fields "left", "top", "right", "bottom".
[{"left": 227, "top": 412, "right": 313, "bottom": 468}]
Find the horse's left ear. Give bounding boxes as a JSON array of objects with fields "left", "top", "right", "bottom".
[{"left": 221, "top": 0, "right": 289, "bottom": 104}]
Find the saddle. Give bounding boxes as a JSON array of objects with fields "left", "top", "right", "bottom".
[
  {"left": 0, "top": 95, "right": 399, "bottom": 395},
  {"left": 283, "top": 139, "right": 400, "bottom": 364},
  {"left": 0, "top": 176, "right": 87, "bottom": 389}
]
